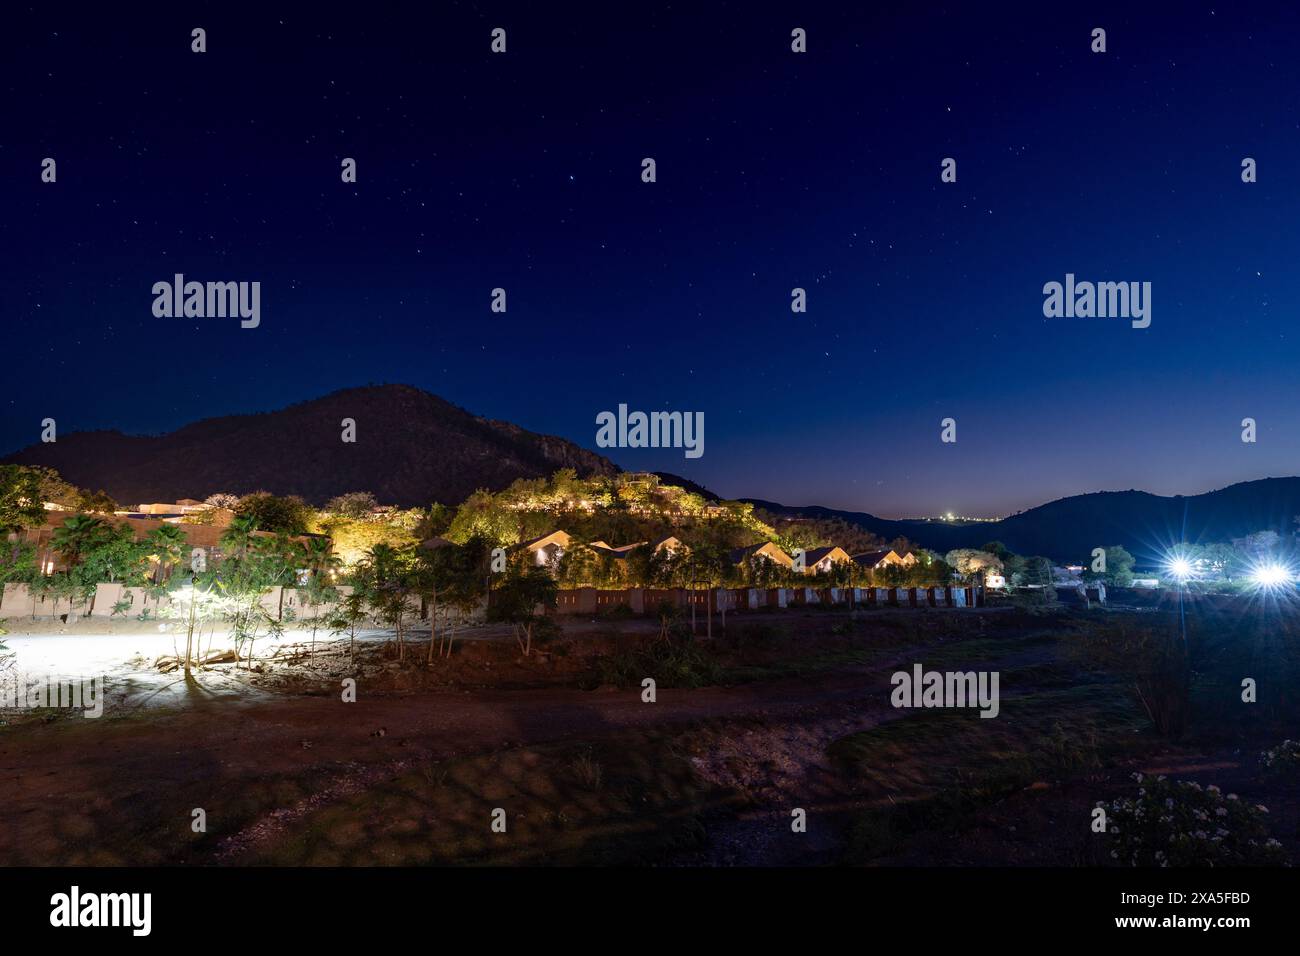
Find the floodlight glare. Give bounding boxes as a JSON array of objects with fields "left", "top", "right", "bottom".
[
  {"left": 1167, "top": 557, "right": 1193, "bottom": 582},
  {"left": 1248, "top": 562, "right": 1292, "bottom": 590}
]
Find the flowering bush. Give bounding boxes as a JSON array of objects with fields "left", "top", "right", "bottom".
[
  {"left": 1102, "top": 773, "right": 1287, "bottom": 866},
  {"left": 1260, "top": 739, "right": 1300, "bottom": 780}
]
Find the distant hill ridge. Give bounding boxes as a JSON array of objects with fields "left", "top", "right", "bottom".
[
  {"left": 7, "top": 387, "right": 1299, "bottom": 564},
  {"left": 2, "top": 384, "right": 617, "bottom": 508},
  {"left": 743, "top": 479, "right": 1300, "bottom": 565}
]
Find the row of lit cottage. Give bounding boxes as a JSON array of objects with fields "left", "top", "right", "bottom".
[{"left": 517, "top": 530, "right": 920, "bottom": 576}]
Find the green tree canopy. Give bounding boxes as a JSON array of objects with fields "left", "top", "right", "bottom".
[
  {"left": 0, "top": 465, "right": 45, "bottom": 532},
  {"left": 235, "top": 492, "right": 312, "bottom": 534}
]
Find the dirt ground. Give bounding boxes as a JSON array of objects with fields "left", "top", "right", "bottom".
[{"left": 1, "top": 605, "right": 1296, "bottom": 866}]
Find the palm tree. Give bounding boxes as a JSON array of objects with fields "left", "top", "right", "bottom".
[
  {"left": 50, "top": 515, "right": 111, "bottom": 568},
  {"left": 363, "top": 543, "right": 397, "bottom": 578},
  {"left": 145, "top": 524, "right": 187, "bottom": 584},
  {"left": 220, "top": 515, "right": 258, "bottom": 560},
  {"left": 302, "top": 536, "right": 341, "bottom": 581}
]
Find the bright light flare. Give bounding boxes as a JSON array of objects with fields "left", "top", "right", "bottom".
[
  {"left": 1248, "top": 561, "right": 1294, "bottom": 591},
  {"left": 1166, "top": 556, "right": 1193, "bottom": 582}
]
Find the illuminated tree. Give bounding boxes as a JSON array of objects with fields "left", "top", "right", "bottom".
[
  {"left": 50, "top": 515, "right": 114, "bottom": 568},
  {"left": 446, "top": 489, "right": 525, "bottom": 546},
  {"left": 1081, "top": 545, "right": 1135, "bottom": 587},
  {"left": 145, "top": 524, "right": 187, "bottom": 584},
  {"left": 328, "top": 591, "right": 368, "bottom": 658},
  {"left": 418, "top": 538, "right": 488, "bottom": 662},
  {"left": 0, "top": 540, "right": 39, "bottom": 584},
  {"left": 220, "top": 515, "right": 259, "bottom": 559},
  {"left": 235, "top": 492, "right": 312, "bottom": 534},
  {"left": 1232, "top": 530, "right": 1280, "bottom": 562},
  {"left": 298, "top": 574, "right": 339, "bottom": 662},
  {"left": 76, "top": 489, "right": 119, "bottom": 514},
  {"left": 944, "top": 549, "right": 1003, "bottom": 583},
  {"left": 488, "top": 566, "right": 558, "bottom": 657},
  {"left": 1014, "top": 556, "right": 1057, "bottom": 602},
  {"left": 556, "top": 541, "right": 602, "bottom": 587},
  {"left": 0, "top": 465, "right": 46, "bottom": 532},
  {"left": 324, "top": 491, "right": 380, "bottom": 518},
  {"left": 355, "top": 543, "right": 419, "bottom": 661},
  {"left": 301, "top": 536, "right": 342, "bottom": 581}
]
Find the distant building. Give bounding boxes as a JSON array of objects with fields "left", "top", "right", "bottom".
[
  {"left": 729, "top": 541, "right": 795, "bottom": 569},
  {"left": 852, "top": 549, "right": 916, "bottom": 571},
  {"left": 135, "top": 500, "right": 213, "bottom": 516},
  {"left": 520, "top": 530, "right": 572, "bottom": 567},
  {"left": 801, "top": 546, "right": 854, "bottom": 574},
  {"left": 650, "top": 535, "right": 685, "bottom": 557}
]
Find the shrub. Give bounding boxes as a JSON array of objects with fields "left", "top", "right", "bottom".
[
  {"left": 570, "top": 747, "right": 604, "bottom": 791},
  {"left": 1068, "top": 622, "right": 1190, "bottom": 737},
  {"left": 595, "top": 637, "right": 720, "bottom": 689},
  {"left": 596, "top": 603, "right": 636, "bottom": 621},
  {"left": 1260, "top": 740, "right": 1300, "bottom": 780},
  {"left": 1103, "top": 773, "right": 1286, "bottom": 866}
]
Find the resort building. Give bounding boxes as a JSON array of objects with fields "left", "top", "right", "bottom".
[
  {"left": 729, "top": 541, "right": 795, "bottom": 569},
  {"left": 520, "top": 530, "right": 572, "bottom": 567},
  {"left": 851, "top": 549, "right": 917, "bottom": 571},
  {"left": 801, "top": 546, "right": 854, "bottom": 574}
]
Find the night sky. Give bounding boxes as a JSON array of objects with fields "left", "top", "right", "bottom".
[{"left": 5, "top": 2, "right": 1300, "bottom": 518}]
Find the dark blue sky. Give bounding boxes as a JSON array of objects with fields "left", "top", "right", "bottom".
[{"left": 4, "top": 2, "right": 1300, "bottom": 517}]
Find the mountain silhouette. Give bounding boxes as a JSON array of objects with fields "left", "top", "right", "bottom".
[
  {"left": 2, "top": 384, "right": 617, "bottom": 508},
  {"left": 748, "top": 479, "right": 1300, "bottom": 564}
]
